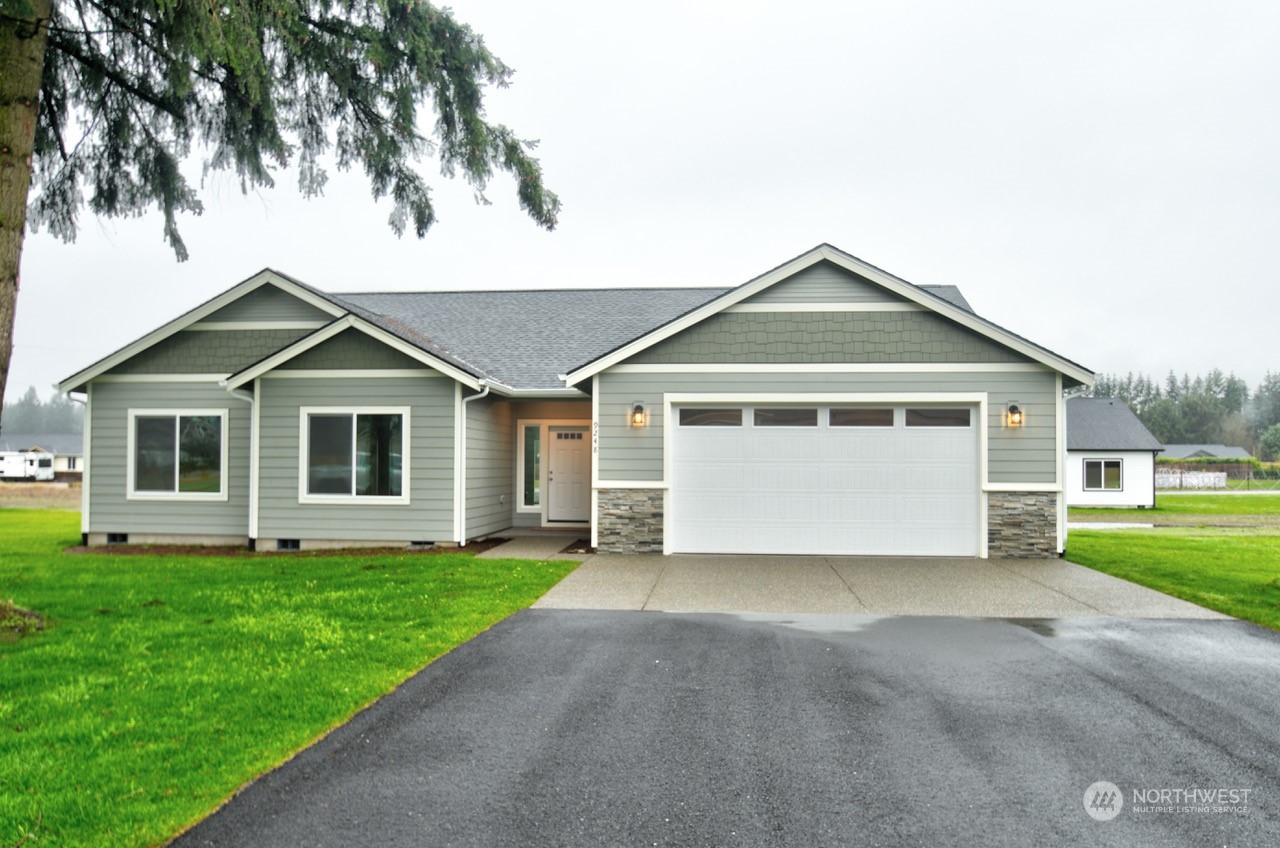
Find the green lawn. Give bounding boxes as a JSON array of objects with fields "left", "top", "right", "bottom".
[
  {"left": 0, "top": 510, "right": 578, "bottom": 848},
  {"left": 1070, "top": 492, "right": 1280, "bottom": 519},
  {"left": 1066, "top": 531, "right": 1280, "bottom": 631}
]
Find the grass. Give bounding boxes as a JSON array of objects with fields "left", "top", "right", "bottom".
[
  {"left": 0, "top": 509, "right": 578, "bottom": 848},
  {"left": 1070, "top": 492, "right": 1280, "bottom": 519},
  {"left": 1067, "top": 530, "right": 1280, "bottom": 631}
]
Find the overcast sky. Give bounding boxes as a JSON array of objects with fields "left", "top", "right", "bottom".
[{"left": 8, "top": 0, "right": 1279, "bottom": 402}]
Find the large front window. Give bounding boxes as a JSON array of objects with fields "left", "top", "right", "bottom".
[
  {"left": 128, "top": 410, "right": 227, "bottom": 499},
  {"left": 302, "top": 409, "right": 407, "bottom": 501}
]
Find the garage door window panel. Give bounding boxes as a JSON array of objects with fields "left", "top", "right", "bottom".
[
  {"left": 753, "top": 408, "right": 817, "bottom": 427},
  {"left": 680, "top": 408, "right": 743, "bottom": 426},
  {"left": 906, "top": 408, "right": 971, "bottom": 427},
  {"left": 830, "top": 408, "right": 894, "bottom": 428}
]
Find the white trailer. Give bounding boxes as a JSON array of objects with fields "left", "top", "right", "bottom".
[{"left": 0, "top": 452, "right": 56, "bottom": 482}]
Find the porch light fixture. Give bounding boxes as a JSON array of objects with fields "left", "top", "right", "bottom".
[
  {"left": 1006, "top": 402, "right": 1024, "bottom": 428},
  {"left": 630, "top": 402, "right": 647, "bottom": 427}
]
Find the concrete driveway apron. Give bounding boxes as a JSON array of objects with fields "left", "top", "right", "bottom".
[{"left": 533, "top": 553, "right": 1230, "bottom": 618}]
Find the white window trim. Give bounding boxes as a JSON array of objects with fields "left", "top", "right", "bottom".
[
  {"left": 126, "top": 408, "right": 230, "bottom": 501},
  {"left": 298, "top": 406, "right": 411, "bottom": 505},
  {"left": 1083, "top": 458, "right": 1124, "bottom": 492}
]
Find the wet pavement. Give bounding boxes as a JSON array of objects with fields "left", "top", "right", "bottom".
[{"left": 173, "top": 610, "right": 1279, "bottom": 848}]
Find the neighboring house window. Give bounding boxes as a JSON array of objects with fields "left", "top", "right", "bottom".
[
  {"left": 300, "top": 408, "right": 409, "bottom": 502},
  {"left": 1084, "top": 459, "right": 1123, "bottom": 491},
  {"left": 127, "top": 410, "right": 228, "bottom": 500},
  {"left": 67, "top": 456, "right": 78, "bottom": 470}
]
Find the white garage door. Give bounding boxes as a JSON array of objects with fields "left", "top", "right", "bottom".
[{"left": 670, "top": 405, "right": 980, "bottom": 556}]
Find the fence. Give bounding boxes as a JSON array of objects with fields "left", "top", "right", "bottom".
[{"left": 1155, "top": 462, "right": 1280, "bottom": 491}]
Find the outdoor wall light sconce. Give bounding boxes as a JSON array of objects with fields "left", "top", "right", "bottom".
[
  {"left": 631, "top": 401, "right": 647, "bottom": 427},
  {"left": 1006, "top": 402, "right": 1024, "bottom": 428}
]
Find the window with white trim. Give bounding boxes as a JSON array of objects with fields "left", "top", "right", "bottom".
[
  {"left": 300, "top": 408, "right": 408, "bottom": 502},
  {"left": 128, "top": 410, "right": 228, "bottom": 499},
  {"left": 1084, "top": 459, "right": 1122, "bottom": 491}
]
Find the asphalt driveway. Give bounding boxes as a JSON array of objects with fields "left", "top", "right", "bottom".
[{"left": 174, "top": 610, "right": 1280, "bottom": 847}]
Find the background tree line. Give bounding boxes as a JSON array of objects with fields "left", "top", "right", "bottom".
[
  {"left": 0, "top": 387, "right": 83, "bottom": 435},
  {"left": 1088, "top": 370, "right": 1280, "bottom": 460}
]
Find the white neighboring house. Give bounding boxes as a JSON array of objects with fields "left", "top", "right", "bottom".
[
  {"left": 0, "top": 434, "right": 85, "bottom": 480},
  {"left": 1066, "top": 397, "right": 1163, "bottom": 508}
]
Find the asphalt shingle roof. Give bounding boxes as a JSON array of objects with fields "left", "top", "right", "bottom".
[
  {"left": 336, "top": 288, "right": 731, "bottom": 390},
  {"left": 1066, "top": 397, "right": 1163, "bottom": 451},
  {"left": 1160, "top": 444, "right": 1254, "bottom": 460}
]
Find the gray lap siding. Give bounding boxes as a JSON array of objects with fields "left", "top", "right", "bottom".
[
  {"left": 86, "top": 381, "right": 251, "bottom": 537},
  {"left": 596, "top": 370, "right": 1060, "bottom": 485},
  {"left": 255, "top": 376, "right": 455, "bottom": 543}
]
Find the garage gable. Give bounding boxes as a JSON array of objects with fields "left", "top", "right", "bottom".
[{"left": 563, "top": 244, "right": 1092, "bottom": 388}]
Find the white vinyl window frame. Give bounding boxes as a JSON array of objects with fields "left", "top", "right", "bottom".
[
  {"left": 298, "top": 406, "right": 411, "bottom": 505},
  {"left": 126, "top": 408, "right": 230, "bottom": 501},
  {"left": 1083, "top": 458, "right": 1124, "bottom": 492}
]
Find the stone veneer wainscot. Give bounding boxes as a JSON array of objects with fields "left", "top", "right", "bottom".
[
  {"left": 596, "top": 488, "right": 665, "bottom": 554},
  {"left": 987, "top": 491, "right": 1059, "bottom": 558}
]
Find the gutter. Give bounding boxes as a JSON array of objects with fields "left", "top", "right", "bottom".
[{"left": 458, "top": 381, "right": 491, "bottom": 545}]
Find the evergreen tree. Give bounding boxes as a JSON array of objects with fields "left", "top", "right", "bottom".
[{"left": 0, "top": 0, "right": 560, "bottom": 423}]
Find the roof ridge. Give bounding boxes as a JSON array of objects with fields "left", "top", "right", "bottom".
[{"left": 335, "top": 286, "right": 733, "bottom": 296}]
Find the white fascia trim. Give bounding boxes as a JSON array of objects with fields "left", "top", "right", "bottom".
[
  {"left": 125, "top": 408, "right": 231, "bottom": 502},
  {"left": 595, "top": 480, "right": 669, "bottom": 489},
  {"left": 489, "top": 386, "right": 588, "bottom": 398},
  {"left": 609, "top": 363, "right": 1048, "bottom": 375},
  {"left": 94, "top": 373, "right": 230, "bottom": 383},
  {"left": 261, "top": 369, "right": 441, "bottom": 380},
  {"left": 224, "top": 314, "right": 482, "bottom": 391},
  {"left": 58, "top": 270, "right": 345, "bottom": 393},
  {"left": 1056, "top": 372, "right": 1066, "bottom": 553},
  {"left": 725, "top": 302, "right": 924, "bottom": 313},
  {"left": 187, "top": 321, "right": 329, "bottom": 331},
  {"left": 984, "top": 483, "right": 1063, "bottom": 492},
  {"left": 297, "top": 405, "right": 412, "bottom": 506},
  {"left": 563, "top": 245, "right": 1094, "bottom": 387}
]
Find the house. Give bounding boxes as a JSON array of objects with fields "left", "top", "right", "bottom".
[
  {"left": 0, "top": 433, "right": 85, "bottom": 480},
  {"left": 1065, "top": 397, "right": 1163, "bottom": 508},
  {"left": 1160, "top": 444, "right": 1253, "bottom": 460},
  {"left": 59, "top": 244, "right": 1093, "bottom": 558}
]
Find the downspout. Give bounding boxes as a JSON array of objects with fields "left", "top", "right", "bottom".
[
  {"left": 458, "top": 381, "right": 491, "bottom": 546},
  {"left": 225, "top": 386, "right": 256, "bottom": 549}
]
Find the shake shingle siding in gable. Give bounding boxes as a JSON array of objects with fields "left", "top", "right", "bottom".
[
  {"left": 277, "top": 329, "right": 427, "bottom": 371},
  {"left": 629, "top": 312, "right": 1030, "bottom": 365},
  {"left": 107, "top": 329, "right": 314, "bottom": 375}
]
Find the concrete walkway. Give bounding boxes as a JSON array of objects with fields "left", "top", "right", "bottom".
[
  {"left": 533, "top": 554, "right": 1230, "bottom": 619},
  {"left": 476, "top": 534, "right": 588, "bottom": 561}
]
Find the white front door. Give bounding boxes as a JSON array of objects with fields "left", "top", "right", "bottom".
[{"left": 548, "top": 427, "right": 590, "bottom": 522}]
